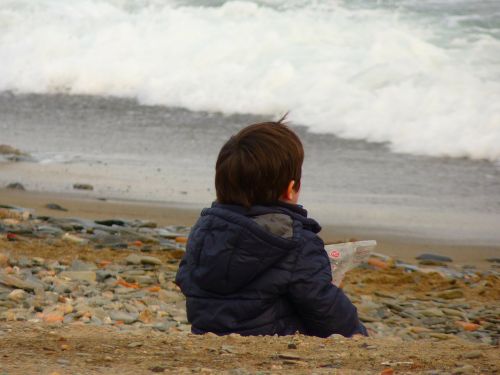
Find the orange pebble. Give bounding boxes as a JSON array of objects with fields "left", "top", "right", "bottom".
[
  {"left": 116, "top": 279, "right": 140, "bottom": 289},
  {"left": 455, "top": 321, "right": 480, "bottom": 331},
  {"left": 175, "top": 236, "right": 188, "bottom": 244},
  {"left": 368, "top": 258, "right": 389, "bottom": 269},
  {"left": 98, "top": 260, "right": 112, "bottom": 268},
  {"left": 380, "top": 369, "right": 394, "bottom": 375},
  {"left": 148, "top": 285, "right": 161, "bottom": 292},
  {"left": 43, "top": 314, "right": 64, "bottom": 323},
  {"left": 132, "top": 240, "right": 143, "bottom": 247}
]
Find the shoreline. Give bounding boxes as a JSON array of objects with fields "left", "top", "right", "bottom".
[
  {"left": 1, "top": 188, "right": 499, "bottom": 374},
  {"left": 1, "top": 188, "right": 498, "bottom": 268}
]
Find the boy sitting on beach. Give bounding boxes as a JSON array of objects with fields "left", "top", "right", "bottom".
[{"left": 175, "top": 119, "right": 367, "bottom": 337}]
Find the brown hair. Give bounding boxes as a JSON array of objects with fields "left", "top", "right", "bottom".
[{"left": 215, "top": 117, "right": 304, "bottom": 207}]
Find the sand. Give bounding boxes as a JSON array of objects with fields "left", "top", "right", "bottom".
[
  {"left": 1, "top": 188, "right": 498, "bottom": 269},
  {"left": 1, "top": 188, "right": 499, "bottom": 374}
]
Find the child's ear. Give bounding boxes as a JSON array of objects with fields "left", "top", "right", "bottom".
[{"left": 284, "top": 180, "right": 295, "bottom": 201}]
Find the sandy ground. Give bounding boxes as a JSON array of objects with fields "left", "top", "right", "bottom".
[
  {"left": 1, "top": 189, "right": 498, "bottom": 268},
  {"left": 0, "top": 189, "right": 499, "bottom": 374},
  {"left": 0, "top": 238, "right": 498, "bottom": 374},
  {"left": 1, "top": 322, "right": 498, "bottom": 375}
]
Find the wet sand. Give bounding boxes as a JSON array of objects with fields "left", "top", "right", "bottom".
[{"left": 1, "top": 188, "right": 498, "bottom": 269}]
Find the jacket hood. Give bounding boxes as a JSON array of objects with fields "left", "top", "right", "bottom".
[{"left": 188, "top": 202, "right": 321, "bottom": 295}]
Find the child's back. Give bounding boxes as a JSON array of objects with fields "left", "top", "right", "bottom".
[{"left": 175, "top": 120, "right": 366, "bottom": 337}]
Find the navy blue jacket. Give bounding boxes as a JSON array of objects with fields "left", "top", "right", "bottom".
[{"left": 175, "top": 202, "right": 367, "bottom": 338}]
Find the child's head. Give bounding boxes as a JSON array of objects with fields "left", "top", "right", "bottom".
[{"left": 215, "top": 117, "right": 304, "bottom": 207}]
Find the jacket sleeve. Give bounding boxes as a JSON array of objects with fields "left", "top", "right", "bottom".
[{"left": 287, "top": 236, "right": 367, "bottom": 338}]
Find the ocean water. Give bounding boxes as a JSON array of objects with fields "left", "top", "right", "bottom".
[
  {"left": 1, "top": 93, "right": 500, "bottom": 245},
  {"left": 1, "top": 0, "right": 500, "bottom": 160},
  {"left": 1, "top": 1, "right": 500, "bottom": 244}
]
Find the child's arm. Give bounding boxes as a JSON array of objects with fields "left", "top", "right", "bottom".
[{"left": 287, "top": 236, "right": 366, "bottom": 338}]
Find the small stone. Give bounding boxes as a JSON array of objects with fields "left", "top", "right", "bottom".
[
  {"left": 221, "top": 345, "right": 237, "bottom": 354},
  {"left": 128, "top": 342, "right": 143, "bottom": 348},
  {"left": 45, "top": 203, "right": 68, "bottom": 212},
  {"left": 463, "top": 350, "right": 482, "bottom": 359},
  {"left": 0, "top": 145, "right": 24, "bottom": 155},
  {"left": 8, "top": 289, "right": 28, "bottom": 302},
  {"left": 108, "top": 310, "right": 138, "bottom": 324},
  {"left": 277, "top": 352, "right": 302, "bottom": 361},
  {"left": 374, "top": 291, "right": 396, "bottom": 299},
  {"left": 140, "top": 256, "right": 162, "bottom": 266},
  {"left": 419, "top": 260, "right": 449, "bottom": 267},
  {"left": 408, "top": 326, "right": 431, "bottom": 334},
  {"left": 416, "top": 253, "right": 452, "bottom": 263},
  {"left": 125, "top": 254, "right": 142, "bottom": 265},
  {"left": 441, "top": 308, "right": 466, "bottom": 318},
  {"left": 437, "top": 290, "right": 464, "bottom": 300},
  {"left": 59, "top": 271, "right": 96, "bottom": 283},
  {"left": 139, "top": 309, "right": 153, "bottom": 323},
  {"left": 73, "top": 183, "right": 94, "bottom": 191},
  {"left": 6, "top": 182, "right": 25, "bottom": 190},
  {"left": 95, "top": 219, "right": 126, "bottom": 227},
  {"left": 152, "top": 321, "right": 176, "bottom": 332},
  {"left": 62, "top": 233, "right": 88, "bottom": 245},
  {"left": 288, "top": 343, "right": 297, "bottom": 349},
  {"left": 149, "top": 366, "right": 166, "bottom": 373},
  {"left": 421, "top": 308, "right": 444, "bottom": 317},
  {"left": 32, "top": 257, "right": 45, "bottom": 266},
  {"left": 0, "top": 272, "right": 43, "bottom": 292},
  {"left": 486, "top": 257, "right": 500, "bottom": 263}
]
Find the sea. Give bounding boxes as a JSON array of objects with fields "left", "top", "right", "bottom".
[{"left": 1, "top": 0, "right": 500, "bottom": 245}]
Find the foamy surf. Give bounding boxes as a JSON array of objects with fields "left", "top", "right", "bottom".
[{"left": 1, "top": 0, "right": 499, "bottom": 160}]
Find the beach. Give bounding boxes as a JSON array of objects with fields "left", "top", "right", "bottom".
[
  {"left": 1, "top": 188, "right": 499, "bottom": 269},
  {"left": 0, "top": 196, "right": 499, "bottom": 374},
  {"left": 1, "top": 0, "right": 500, "bottom": 372}
]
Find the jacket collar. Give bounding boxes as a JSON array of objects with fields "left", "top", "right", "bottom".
[{"left": 208, "top": 201, "right": 321, "bottom": 234}]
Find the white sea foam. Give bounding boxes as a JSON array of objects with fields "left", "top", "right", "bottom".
[{"left": 1, "top": 0, "right": 500, "bottom": 160}]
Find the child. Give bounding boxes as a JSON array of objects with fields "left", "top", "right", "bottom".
[{"left": 175, "top": 118, "right": 367, "bottom": 338}]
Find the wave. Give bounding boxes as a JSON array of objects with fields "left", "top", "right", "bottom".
[{"left": 1, "top": 0, "right": 500, "bottom": 160}]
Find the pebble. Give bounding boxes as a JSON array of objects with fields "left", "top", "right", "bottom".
[
  {"left": 73, "top": 183, "right": 94, "bottom": 191},
  {"left": 416, "top": 253, "right": 453, "bottom": 263},
  {"left": 463, "top": 350, "right": 482, "bottom": 359},
  {"left": 0, "top": 272, "right": 43, "bottom": 292},
  {"left": 59, "top": 271, "right": 97, "bottom": 283},
  {"left": 109, "top": 310, "right": 138, "bottom": 324},
  {"left": 45, "top": 203, "right": 68, "bottom": 212},
  {"left": 421, "top": 308, "right": 445, "bottom": 317},
  {"left": 277, "top": 352, "right": 303, "bottom": 360},
  {"left": 8, "top": 289, "right": 28, "bottom": 302},
  {"left": 62, "top": 233, "right": 89, "bottom": 245},
  {"left": 1, "top": 204, "right": 498, "bottom": 347},
  {"left": 6, "top": 182, "right": 25, "bottom": 190},
  {"left": 127, "top": 341, "right": 143, "bottom": 348},
  {"left": 437, "top": 289, "right": 464, "bottom": 300},
  {"left": 486, "top": 257, "right": 500, "bottom": 263}
]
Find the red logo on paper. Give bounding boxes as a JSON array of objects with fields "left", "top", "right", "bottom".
[{"left": 330, "top": 250, "right": 340, "bottom": 258}]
